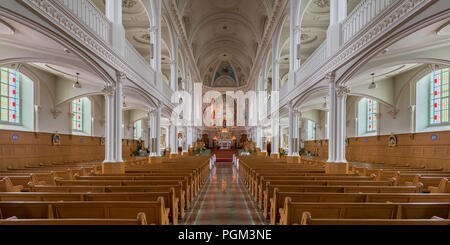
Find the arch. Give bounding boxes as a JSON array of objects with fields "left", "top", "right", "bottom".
[
  {"left": 336, "top": 8, "right": 450, "bottom": 86},
  {"left": 293, "top": 85, "right": 328, "bottom": 108},
  {"left": 0, "top": 9, "right": 116, "bottom": 87}
]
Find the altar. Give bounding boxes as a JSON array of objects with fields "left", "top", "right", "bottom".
[
  {"left": 217, "top": 140, "right": 232, "bottom": 150},
  {"left": 214, "top": 128, "right": 234, "bottom": 150}
]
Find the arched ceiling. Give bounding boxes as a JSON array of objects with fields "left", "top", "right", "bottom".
[{"left": 182, "top": 0, "right": 270, "bottom": 88}]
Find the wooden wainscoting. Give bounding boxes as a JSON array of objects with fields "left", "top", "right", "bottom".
[
  {"left": 0, "top": 130, "right": 139, "bottom": 170},
  {"left": 304, "top": 131, "right": 450, "bottom": 171}
]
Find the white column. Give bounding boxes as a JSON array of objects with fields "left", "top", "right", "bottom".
[
  {"left": 295, "top": 111, "right": 301, "bottom": 151},
  {"left": 338, "top": 0, "right": 347, "bottom": 23},
  {"left": 155, "top": 104, "right": 162, "bottom": 156},
  {"left": 149, "top": 0, "right": 162, "bottom": 71},
  {"left": 329, "top": 0, "right": 339, "bottom": 27},
  {"left": 288, "top": 102, "right": 295, "bottom": 156},
  {"left": 105, "top": 0, "right": 125, "bottom": 56},
  {"left": 289, "top": 0, "right": 300, "bottom": 72},
  {"left": 257, "top": 126, "right": 262, "bottom": 150},
  {"left": 102, "top": 72, "right": 124, "bottom": 163},
  {"left": 271, "top": 34, "right": 280, "bottom": 155},
  {"left": 114, "top": 73, "right": 124, "bottom": 162},
  {"left": 170, "top": 37, "right": 178, "bottom": 91},
  {"left": 170, "top": 125, "right": 177, "bottom": 155},
  {"left": 327, "top": 72, "right": 337, "bottom": 162},
  {"left": 335, "top": 85, "right": 349, "bottom": 163}
]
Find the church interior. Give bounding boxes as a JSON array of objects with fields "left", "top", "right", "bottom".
[{"left": 0, "top": 0, "right": 450, "bottom": 228}]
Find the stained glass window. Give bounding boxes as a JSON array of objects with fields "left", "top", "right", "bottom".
[
  {"left": 0, "top": 67, "right": 20, "bottom": 124},
  {"left": 72, "top": 98, "right": 83, "bottom": 131},
  {"left": 430, "top": 68, "right": 449, "bottom": 125},
  {"left": 367, "top": 99, "right": 377, "bottom": 132}
]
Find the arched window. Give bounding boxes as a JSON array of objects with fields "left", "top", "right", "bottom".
[
  {"left": 72, "top": 98, "right": 83, "bottom": 131},
  {"left": 430, "top": 68, "right": 449, "bottom": 125},
  {"left": 71, "top": 97, "right": 91, "bottom": 135},
  {"left": 1, "top": 67, "right": 20, "bottom": 124},
  {"left": 358, "top": 98, "right": 378, "bottom": 136},
  {"left": 133, "top": 120, "right": 142, "bottom": 139},
  {"left": 367, "top": 99, "right": 378, "bottom": 132},
  {"left": 307, "top": 120, "right": 316, "bottom": 140}
]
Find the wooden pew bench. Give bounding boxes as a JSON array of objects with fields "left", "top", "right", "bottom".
[
  {"left": 270, "top": 192, "right": 450, "bottom": 224},
  {"left": 0, "top": 190, "right": 179, "bottom": 224},
  {"left": 28, "top": 184, "right": 186, "bottom": 220},
  {"left": 54, "top": 179, "right": 191, "bottom": 209},
  {"left": 279, "top": 200, "right": 450, "bottom": 225},
  {"left": 0, "top": 212, "right": 147, "bottom": 225},
  {"left": 299, "top": 212, "right": 450, "bottom": 225},
  {"left": 255, "top": 175, "right": 376, "bottom": 204},
  {"left": 262, "top": 184, "right": 423, "bottom": 220},
  {"left": 75, "top": 175, "right": 196, "bottom": 204},
  {"left": 0, "top": 199, "right": 169, "bottom": 225},
  {"left": 260, "top": 179, "right": 395, "bottom": 210}
]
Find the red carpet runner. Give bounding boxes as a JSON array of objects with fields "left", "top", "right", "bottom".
[{"left": 211, "top": 149, "right": 238, "bottom": 162}]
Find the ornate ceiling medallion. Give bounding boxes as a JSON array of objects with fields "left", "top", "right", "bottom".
[
  {"left": 313, "top": 0, "right": 330, "bottom": 8},
  {"left": 122, "top": 0, "right": 137, "bottom": 8}
]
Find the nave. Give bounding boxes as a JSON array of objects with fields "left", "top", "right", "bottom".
[{"left": 184, "top": 162, "right": 265, "bottom": 225}]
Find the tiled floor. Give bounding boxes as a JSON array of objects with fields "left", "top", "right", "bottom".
[{"left": 183, "top": 162, "right": 266, "bottom": 225}]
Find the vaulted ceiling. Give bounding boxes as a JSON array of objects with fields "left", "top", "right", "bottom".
[{"left": 181, "top": 0, "right": 271, "bottom": 88}]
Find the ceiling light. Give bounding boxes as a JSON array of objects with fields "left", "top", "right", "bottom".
[
  {"left": 73, "top": 73, "right": 81, "bottom": 89},
  {"left": 123, "top": 96, "right": 127, "bottom": 107},
  {"left": 322, "top": 97, "right": 327, "bottom": 108},
  {"left": 368, "top": 73, "right": 377, "bottom": 90}
]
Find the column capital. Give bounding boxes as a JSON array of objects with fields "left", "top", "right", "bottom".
[
  {"left": 102, "top": 84, "right": 115, "bottom": 96},
  {"left": 325, "top": 71, "right": 336, "bottom": 82},
  {"left": 148, "top": 26, "right": 159, "bottom": 33},
  {"left": 336, "top": 85, "right": 350, "bottom": 97},
  {"left": 116, "top": 71, "right": 127, "bottom": 82}
]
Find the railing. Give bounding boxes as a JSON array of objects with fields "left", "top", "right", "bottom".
[
  {"left": 124, "top": 40, "right": 157, "bottom": 85},
  {"left": 342, "top": 0, "right": 395, "bottom": 44},
  {"left": 295, "top": 41, "right": 327, "bottom": 85},
  {"left": 57, "top": 0, "right": 112, "bottom": 45}
]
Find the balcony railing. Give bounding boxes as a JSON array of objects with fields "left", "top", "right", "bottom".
[
  {"left": 342, "top": 0, "right": 395, "bottom": 44},
  {"left": 295, "top": 41, "right": 327, "bottom": 85},
  {"left": 57, "top": 0, "right": 112, "bottom": 45},
  {"left": 124, "top": 40, "right": 156, "bottom": 82}
]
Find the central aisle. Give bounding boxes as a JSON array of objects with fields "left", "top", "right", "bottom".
[{"left": 184, "top": 162, "right": 266, "bottom": 225}]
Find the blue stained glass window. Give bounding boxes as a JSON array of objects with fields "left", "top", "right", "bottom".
[
  {"left": 367, "top": 99, "right": 377, "bottom": 132},
  {"left": 430, "top": 68, "right": 449, "bottom": 125},
  {"left": 72, "top": 98, "right": 83, "bottom": 131},
  {"left": 0, "top": 67, "right": 20, "bottom": 124}
]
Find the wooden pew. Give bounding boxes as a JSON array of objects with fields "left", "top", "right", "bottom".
[
  {"left": 299, "top": 212, "right": 450, "bottom": 225},
  {"left": 260, "top": 179, "right": 395, "bottom": 210},
  {"left": 0, "top": 212, "right": 147, "bottom": 225},
  {"left": 54, "top": 179, "right": 191, "bottom": 209},
  {"left": 0, "top": 190, "right": 179, "bottom": 225},
  {"left": 279, "top": 200, "right": 450, "bottom": 225},
  {"left": 0, "top": 177, "right": 23, "bottom": 192},
  {"left": 270, "top": 192, "right": 450, "bottom": 224},
  {"left": 28, "top": 184, "right": 186, "bottom": 220},
  {"left": 255, "top": 175, "right": 376, "bottom": 204},
  {"left": 0, "top": 199, "right": 169, "bottom": 225},
  {"left": 262, "top": 184, "right": 423, "bottom": 219},
  {"left": 251, "top": 173, "right": 358, "bottom": 195},
  {"left": 75, "top": 175, "right": 195, "bottom": 205}
]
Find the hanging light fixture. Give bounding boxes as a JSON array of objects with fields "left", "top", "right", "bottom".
[
  {"left": 73, "top": 72, "right": 82, "bottom": 89},
  {"left": 368, "top": 73, "right": 377, "bottom": 90},
  {"left": 123, "top": 96, "right": 127, "bottom": 108},
  {"left": 322, "top": 96, "right": 327, "bottom": 108}
]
